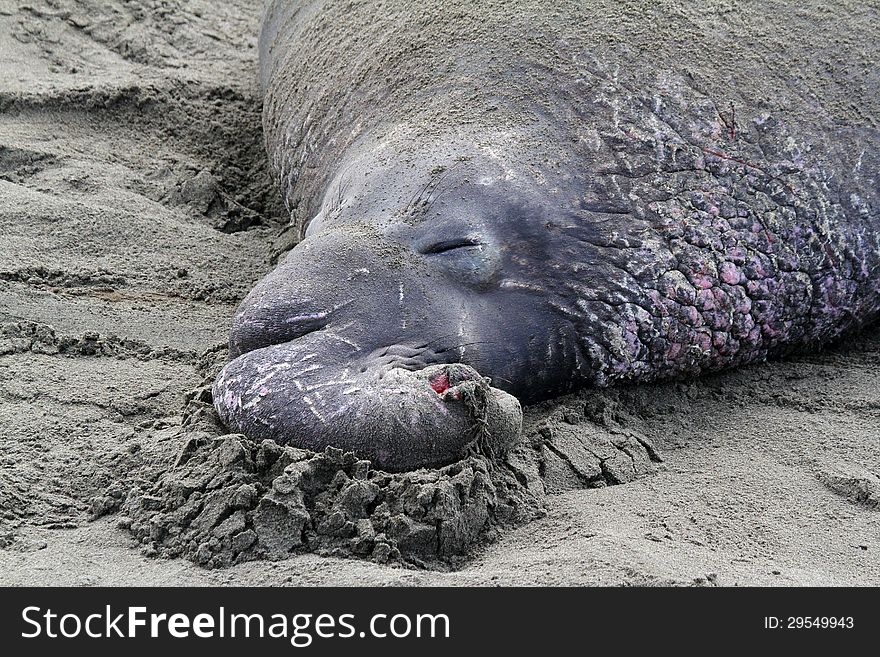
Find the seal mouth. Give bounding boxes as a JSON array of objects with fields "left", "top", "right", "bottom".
[
  {"left": 428, "top": 370, "right": 451, "bottom": 393},
  {"left": 426, "top": 365, "right": 485, "bottom": 399}
]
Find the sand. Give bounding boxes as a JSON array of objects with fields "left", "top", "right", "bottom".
[{"left": 1, "top": 0, "right": 878, "bottom": 586}]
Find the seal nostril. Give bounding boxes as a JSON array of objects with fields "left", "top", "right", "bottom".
[
  {"left": 230, "top": 304, "right": 333, "bottom": 357},
  {"left": 420, "top": 238, "right": 483, "bottom": 255}
]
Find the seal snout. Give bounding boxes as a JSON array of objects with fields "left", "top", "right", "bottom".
[{"left": 213, "top": 341, "right": 523, "bottom": 472}]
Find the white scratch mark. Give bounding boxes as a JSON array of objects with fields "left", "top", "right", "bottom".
[
  {"left": 284, "top": 310, "right": 328, "bottom": 324},
  {"left": 302, "top": 395, "right": 327, "bottom": 424},
  {"left": 304, "top": 378, "right": 359, "bottom": 392},
  {"left": 457, "top": 320, "right": 466, "bottom": 359},
  {"left": 322, "top": 332, "right": 360, "bottom": 349},
  {"left": 854, "top": 148, "right": 865, "bottom": 172},
  {"left": 500, "top": 279, "right": 545, "bottom": 292},
  {"left": 399, "top": 282, "right": 407, "bottom": 329}
]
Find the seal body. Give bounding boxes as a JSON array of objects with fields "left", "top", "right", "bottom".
[{"left": 214, "top": 0, "right": 880, "bottom": 471}]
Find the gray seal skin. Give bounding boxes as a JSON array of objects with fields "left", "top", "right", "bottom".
[{"left": 214, "top": 0, "right": 880, "bottom": 471}]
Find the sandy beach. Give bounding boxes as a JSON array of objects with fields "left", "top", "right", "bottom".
[{"left": 1, "top": 0, "right": 878, "bottom": 586}]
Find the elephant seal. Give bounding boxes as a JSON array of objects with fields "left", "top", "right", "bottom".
[{"left": 214, "top": 0, "right": 879, "bottom": 471}]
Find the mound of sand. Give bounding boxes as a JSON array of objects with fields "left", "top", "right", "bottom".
[{"left": 87, "top": 350, "right": 658, "bottom": 569}]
